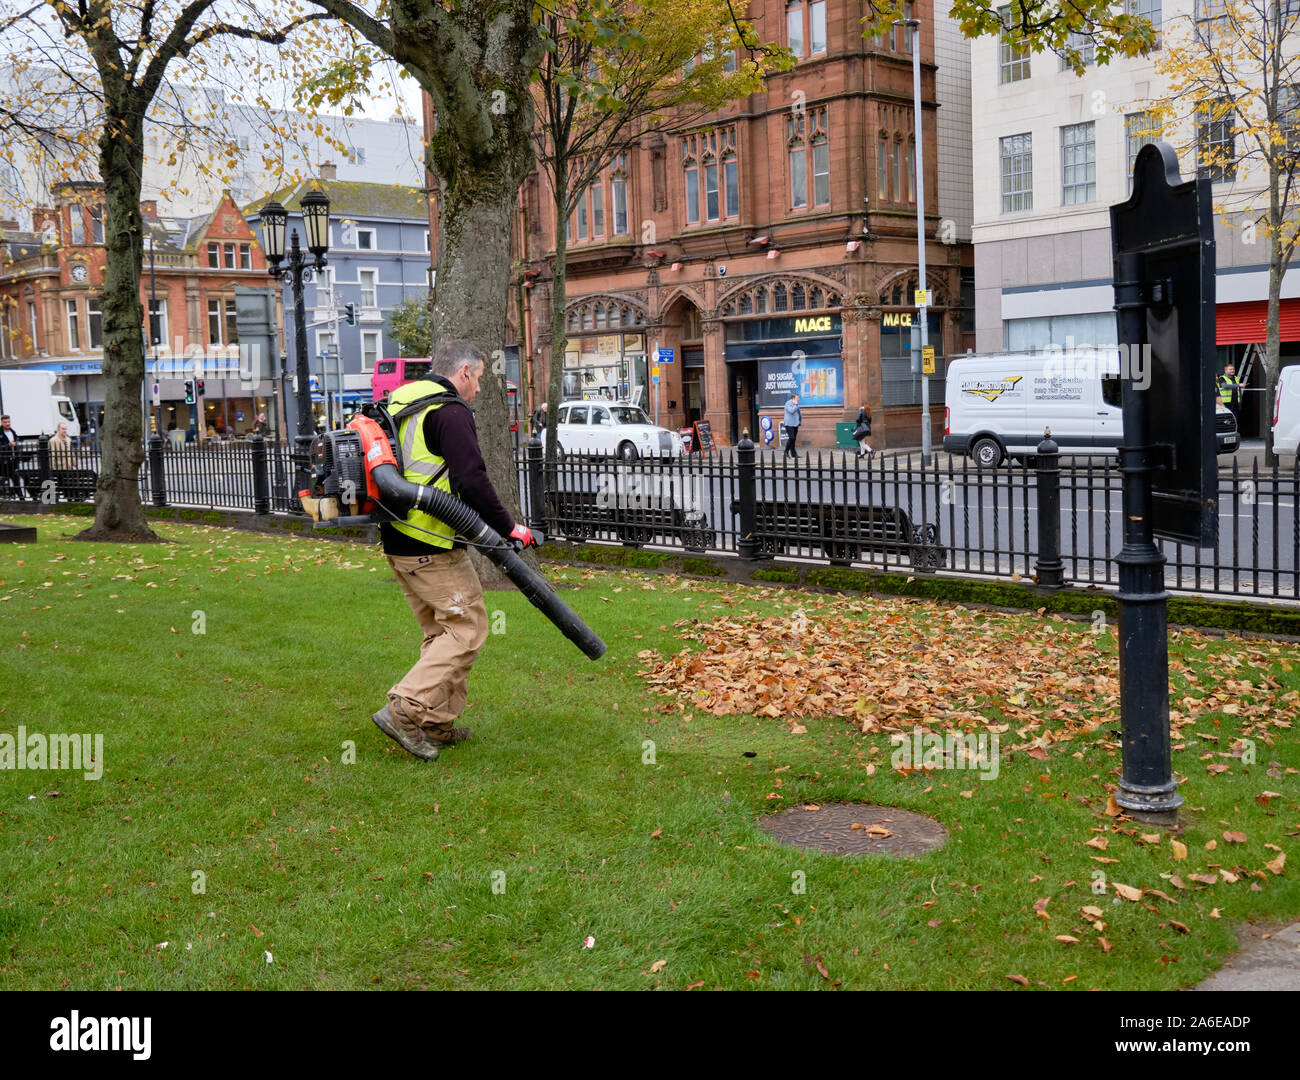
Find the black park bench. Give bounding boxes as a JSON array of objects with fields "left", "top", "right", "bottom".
[
  {"left": 545, "top": 488, "right": 716, "bottom": 551},
  {"left": 732, "top": 497, "right": 946, "bottom": 571}
]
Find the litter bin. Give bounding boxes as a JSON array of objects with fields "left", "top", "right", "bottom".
[{"left": 835, "top": 421, "right": 858, "bottom": 449}]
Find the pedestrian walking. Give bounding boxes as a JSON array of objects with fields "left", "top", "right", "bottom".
[
  {"left": 49, "top": 421, "right": 75, "bottom": 470},
  {"left": 532, "top": 400, "right": 547, "bottom": 438},
  {"left": 853, "top": 404, "right": 873, "bottom": 458},
  {"left": 783, "top": 392, "right": 801, "bottom": 459}
]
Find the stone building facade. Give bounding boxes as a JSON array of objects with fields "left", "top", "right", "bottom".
[{"left": 426, "top": 0, "right": 974, "bottom": 449}]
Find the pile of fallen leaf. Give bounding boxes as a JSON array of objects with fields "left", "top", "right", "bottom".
[{"left": 637, "top": 596, "right": 1297, "bottom": 744}]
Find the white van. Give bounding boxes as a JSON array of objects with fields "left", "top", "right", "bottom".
[
  {"left": 943, "top": 350, "right": 1238, "bottom": 466},
  {"left": 1272, "top": 365, "right": 1300, "bottom": 455},
  {"left": 943, "top": 350, "right": 1123, "bottom": 467}
]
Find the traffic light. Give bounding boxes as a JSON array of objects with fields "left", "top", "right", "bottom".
[
  {"left": 343, "top": 303, "right": 356, "bottom": 326},
  {"left": 184, "top": 380, "right": 195, "bottom": 404},
  {"left": 196, "top": 379, "right": 205, "bottom": 396}
]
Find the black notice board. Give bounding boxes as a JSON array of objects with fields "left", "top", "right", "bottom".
[
  {"left": 692, "top": 419, "right": 716, "bottom": 454},
  {"left": 1110, "top": 142, "right": 1217, "bottom": 547}
]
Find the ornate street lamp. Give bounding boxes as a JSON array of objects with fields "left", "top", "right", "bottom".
[{"left": 259, "top": 185, "right": 330, "bottom": 506}]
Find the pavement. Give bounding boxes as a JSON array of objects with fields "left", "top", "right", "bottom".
[{"left": 1192, "top": 922, "right": 1300, "bottom": 991}]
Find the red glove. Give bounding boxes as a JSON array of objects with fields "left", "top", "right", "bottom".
[{"left": 509, "top": 524, "right": 537, "bottom": 548}]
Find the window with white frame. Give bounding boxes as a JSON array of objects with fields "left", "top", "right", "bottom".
[
  {"left": 1000, "top": 133, "right": 1033, "bottom": 213},
  {"left": 1279, "top": 84, "right": 1300, "bottom": 152},
  {"left": 1197, "top": 97, "right": 1236, "bottom": 182},
  {"left": 148, "top": 298, "right": 167, "bottom": 346},
  {"left": 361, "top": 331, "right": 381, "bottom": 372},
  {"left": 317, "top": 330, "right": 337, "bottom": 360},
  {"left": 70, "top": 209, "right": 85, "bottom": 245},
  {"left": 90, "top": 206, "right": 104, "bottom": 244},
  {"left": 314, "top": 266, "right": 335, "bottom": 309},
  {"left": 1060, "top": 121, "right": 1096, "bottom": 205},
  {"left": 239, "top": 243, "right": 251, "bottom": 269},
  {"left": 356, "top": 228, "right": 375, "bottom": 250},
  {"left": 66, "top": 298, "right": 80, "bottom": 350},
  {"left": 1124, "top": 0, "right": 1162, "bottom": 49},
  {"left": 998, "top": 6, "right": 1031, "bottom": 83},
  {"left": 87, "top": 297, "right": 103, "bottom": 349},
  {"left": 1058, "top": 29, "right": 1095, "bottom": 70},
  {"left": 207, "top": 242, "right": 220, "bottom": 268},
  {"left": 207, "top": 299, "right": 230, "bottom": 344},
  {"left": 1125, "top": 111, "right": 1162, "bottom": 192},
  {"left": 424, "top": 229, "right": 430, "bottom": 252},
  {"left": 358, "top": 269, "right": 378, "bottom": 310},
  {"left": 223, "top": 242, "right": 236, "bottom": 268}
]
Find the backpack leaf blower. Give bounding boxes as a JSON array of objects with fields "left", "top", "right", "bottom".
[{"left": 300, "top": 412, "right": 606, "bottom": 662}]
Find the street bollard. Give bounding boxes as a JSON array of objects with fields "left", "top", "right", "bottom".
[
  {"left": 737, "top": 431, "right": 759, "bottom": 560},
  {"left": 1034, "top": 428, "right": 1064, "bottom": 588},
  {"left": 250, "top": 433, "right": 270, "bottom": 515},
  {"left": 148, "top": 433, "right": 167, "bottom": 508},
  {"left": 36, "top": 434, "right": 51, "bottom": 501},
  {"left": 526, "top": 436, "right": 547, "bottom": 535}
]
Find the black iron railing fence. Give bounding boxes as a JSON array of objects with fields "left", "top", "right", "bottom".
[{"left": 4, "top": 433, "right": 1297, "bottom": 601}]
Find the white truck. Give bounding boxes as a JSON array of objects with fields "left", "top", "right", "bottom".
[{"left": 0, "top": 370, "right": 80, "bottom": 438}]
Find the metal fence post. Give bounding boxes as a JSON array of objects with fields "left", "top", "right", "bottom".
[
  {"left": 737, "top": 433, "right": 759, "bottom": 559},
  {"left": 1034, "top": 429, "right": 1064, "bottom": 588},
  {"left": 36, "top": 434, "right": 51, "bottom": 503},
  {"left": 250, "top": 433, "right": 270, "bottom": 515},
  {"left": 148, "top": 433, "right": 167, "bottom": 508},
  {"left": 526, "top": 436, "right": 547, "bottom": 534}
]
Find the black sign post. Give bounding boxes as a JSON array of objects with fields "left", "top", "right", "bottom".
[{"left": 1108, "top": 144, "right": 1218, "bottom": 827}]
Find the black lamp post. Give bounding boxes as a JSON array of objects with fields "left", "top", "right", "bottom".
[{"left": 258, "top": 187, "right": 330, "bottom": 505}]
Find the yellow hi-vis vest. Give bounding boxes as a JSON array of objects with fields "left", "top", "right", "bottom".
[{"left": 387, "top": 379, "right": 459, "bottom": 549}]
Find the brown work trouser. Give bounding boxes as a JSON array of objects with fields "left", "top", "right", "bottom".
[{"left": 386, "top": 548, "right": 489, "bottom": 740}]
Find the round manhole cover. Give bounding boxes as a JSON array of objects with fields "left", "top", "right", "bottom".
[{"left": 759, "top": 804, "right": 947, "bottom": 857}]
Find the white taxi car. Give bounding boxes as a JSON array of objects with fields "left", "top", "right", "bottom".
[{"left": 553, "top": 401, "right": 685, "bottom": 460}]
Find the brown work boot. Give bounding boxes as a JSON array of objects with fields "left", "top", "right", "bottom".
[
  {"left": 372, "top": 705, "right": 440, "bottom": 761},
  {"left": 427, "top": 725, "right": 472, "bottom": 747}
]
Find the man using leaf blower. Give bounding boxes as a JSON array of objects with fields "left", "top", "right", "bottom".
[{"left": 373, "top": 338, "right": 536, "bottom": 761}]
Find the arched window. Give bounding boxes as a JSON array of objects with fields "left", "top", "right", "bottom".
[
  {"left": 739, "top": 293, "right": 752, "bottom": 315},
  {"left": 809, "top": 287, "right": 822, "bottom": 308},
  {"left": 791, "top": 283, "right": 806, "bottom": 310},
  {"left": 773, "top": 283, "right": 788, "bottom": 312}
]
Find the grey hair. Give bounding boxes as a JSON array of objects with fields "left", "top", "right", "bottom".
[{"left": 432, "top": 339, "right": 486, "bottom": 379}]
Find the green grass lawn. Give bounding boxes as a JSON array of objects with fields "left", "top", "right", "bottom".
[{"left": 0, "top": 515, "right": 1296, "bottom": 990}]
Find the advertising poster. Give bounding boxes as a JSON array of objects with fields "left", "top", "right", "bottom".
[{"left": 757, "top": 357, "right": 845, "bottom": 409}]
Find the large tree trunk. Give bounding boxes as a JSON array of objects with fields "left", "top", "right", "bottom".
[{"left": 74, "top": 108, "right": 160, "bottom": 543}]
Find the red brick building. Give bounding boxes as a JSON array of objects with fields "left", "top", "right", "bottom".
[
  {"left": 425, "top": 0, "right": 973, "bottom": 449},
  {"left": 0, "top": 183, "right": 273, "bottom": 438}
]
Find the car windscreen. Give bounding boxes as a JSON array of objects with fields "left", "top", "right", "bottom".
[{"left": 610, "top": 407, "right": 651, "bottom": 425}]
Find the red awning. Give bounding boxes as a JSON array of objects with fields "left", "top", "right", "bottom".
[{"left": 1216, "top": 298, "right": 1300, "bottom": 345}]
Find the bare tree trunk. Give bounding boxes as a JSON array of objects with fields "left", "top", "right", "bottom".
[{"left": 74, "top": 109, "right": 161, "bottom": 543}]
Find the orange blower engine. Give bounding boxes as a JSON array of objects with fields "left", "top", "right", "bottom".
[{"left": 299, "top": 414, "right": 396, "bottom": 526}]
